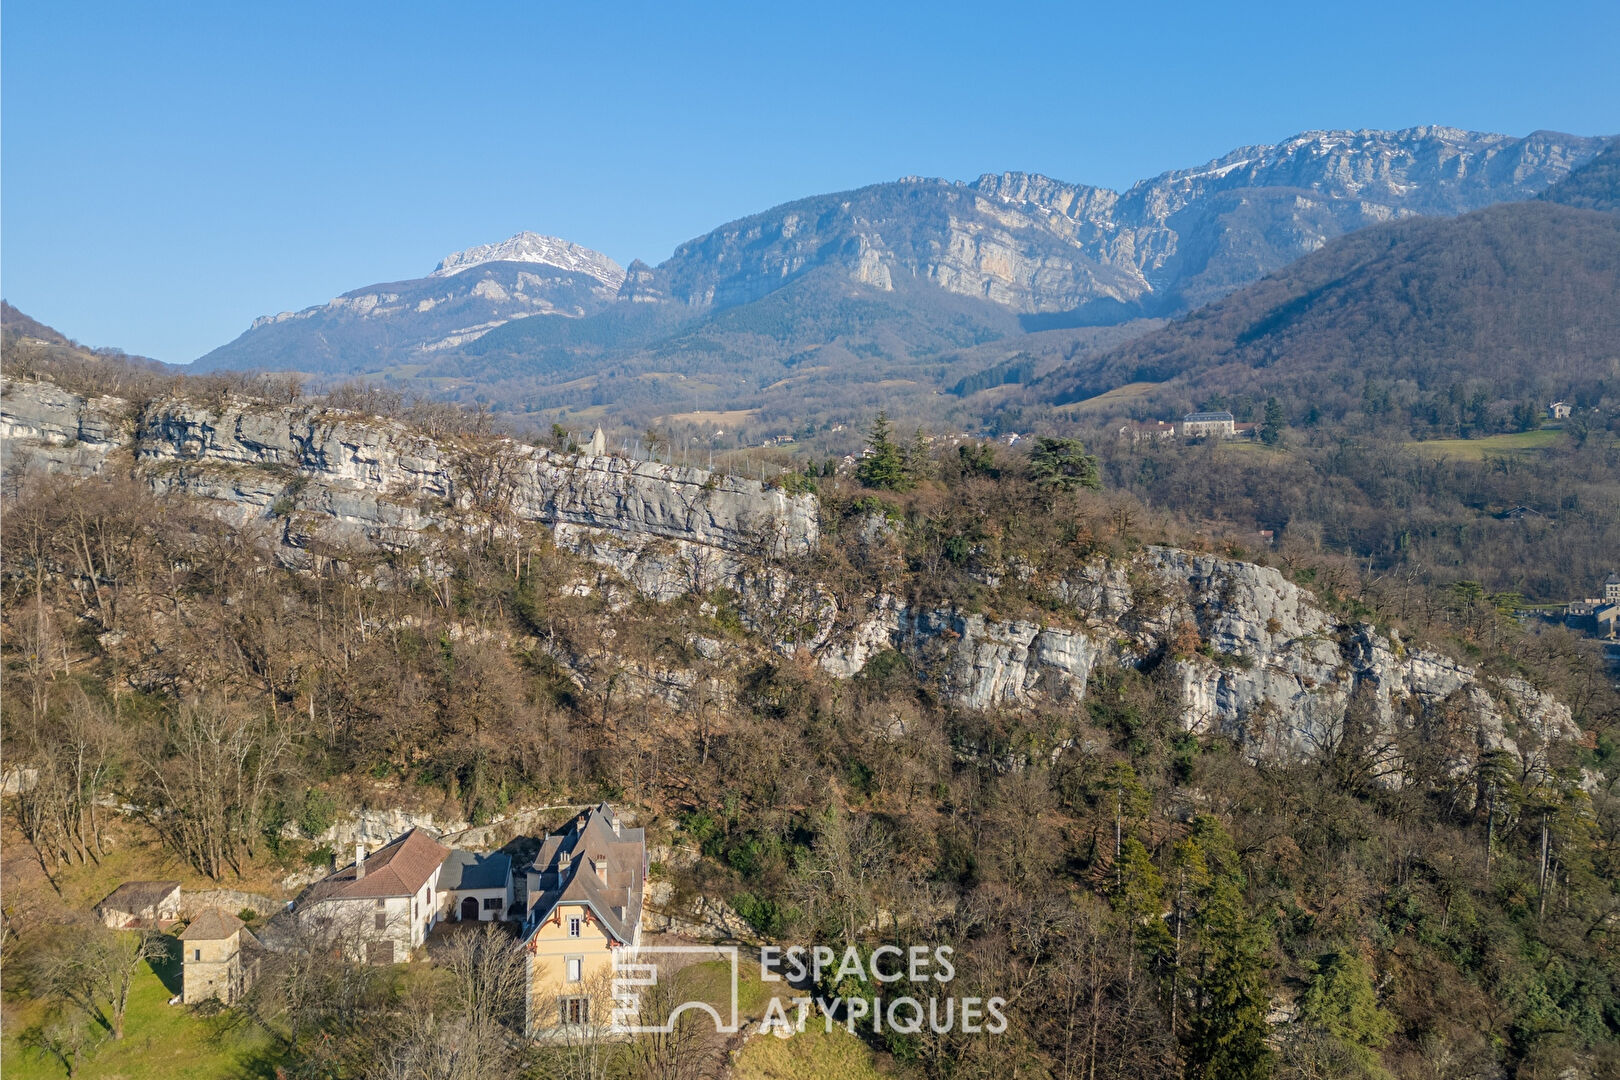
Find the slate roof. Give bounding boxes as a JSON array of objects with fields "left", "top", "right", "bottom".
[
  {"left": 524, "top": 803, "right": 646, "bottom": 945},
  {"left": 95, "top": 881, "right": 181, "bottom": 916},
  {"left": 296, "top": 828, "right": 450, "bottom": 905},
  {"left": 440, "top": 849, "right": 512, "bottom": 892},
  {"left": 1183, "top": 411, "right": 1236, "bottom": 423},
  {"left": 180, "top": 907, "right": 246, "bottom": 940}
]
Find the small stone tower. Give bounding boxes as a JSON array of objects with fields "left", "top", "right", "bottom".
[{"left": 180, "top": 907, "right": 256, "bottom": 1005}]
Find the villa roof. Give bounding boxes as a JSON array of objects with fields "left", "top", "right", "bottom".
[{"left": 524, "top": 802, "right": 646, "bottom": 945}]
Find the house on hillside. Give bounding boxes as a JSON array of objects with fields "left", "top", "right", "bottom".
[
  {"left": 1116, "top": 420, "right": 1176, "bottom": 443},
  {"left": 1180, "top": 411, "right": 1236, "bottom": 438},
  {"left": 95, "top": 881, "right": 181, "bottom": 928},
  {"left": 439, "top": 849, "right": 515, "bottom": 922},
  {"left": 1548, "top": 401, "right": 1572, "bottom": 420},
  {"left": 1606, "top": 573, "right": 1620, "bottom": 604},
  {"left": 180, "top": 908, "right": 260, "bottom": 1005},
  {"left": 291, "top": 828, "right": 450, "bottom": 964},
  {"left": 520, "top": 803, "right": 646, "bottom": 1037}
]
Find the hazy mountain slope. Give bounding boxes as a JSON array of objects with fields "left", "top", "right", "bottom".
[
  {"left": 194, "top": 233, "right": 624, "bottom": 374},
  {"left": 1541, "top": 137, "right": 1620, "bottom": 212},
  {"left": 1033, "top": 200, "right": 1620, "bottom": 417},
  {"left": 1, "top": 301, "right": 74, "bottom": 347}
]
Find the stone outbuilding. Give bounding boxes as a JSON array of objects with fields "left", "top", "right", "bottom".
[
  {"left": 180, "top": 907, "right": 259, "bottom": 1005},
  {"left": 95, "top": 881, "right": 182, "bottom": 928}
]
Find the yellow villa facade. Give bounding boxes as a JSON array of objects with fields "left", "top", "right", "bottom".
[{"left": 521, "top": 803, "right": 646, "bottom": 1036}]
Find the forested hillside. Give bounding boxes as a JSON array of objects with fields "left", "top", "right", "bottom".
[
  {"left": 3, "top": 356, "right": 1617, "bottom": 1080},
  {"left": 1035, "top": 202, "right": 1620, "bottom": 419}
]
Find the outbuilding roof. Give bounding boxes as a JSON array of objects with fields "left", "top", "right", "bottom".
[
  {"left": 180, "top": 907, "right": 246, "bottom": 940},
  {"left": 440, "top": 849, "right": 512, "bottom": 892},
  {"left": 95, "top": 881, "right": 181, "bottom": 916}
]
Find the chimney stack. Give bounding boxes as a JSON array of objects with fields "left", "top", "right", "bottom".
[
  {"left": 355, "top": 843, "right": 367, "bottom": 879},
  {"left": 611, "top": 813, "right": 622, "bottom": 838}
]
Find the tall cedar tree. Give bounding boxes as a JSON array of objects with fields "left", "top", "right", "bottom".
[{"left": 858, "top": 411, "right": 911, "bottom": 491}]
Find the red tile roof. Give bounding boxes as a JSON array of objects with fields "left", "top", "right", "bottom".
[{"left": 297, "top": 828, "right": 450, "bottom": 905}]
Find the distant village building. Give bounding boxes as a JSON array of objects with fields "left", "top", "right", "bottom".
[
  {"left": 586, "top": 427, "right": 606, "bottom": 456},
  {"left": 1564, "top": 573, "right": 1620, "bottom": 639},
  {"left": 1547, "top": 401, "right": 1572, "bottom": 420},
  {"left": 1180, "top": 411, "right": 1237, "bottom": 439},
  {"left": 180, "top": 908, "right": 259, "bottom": 1005},
  {"left": 95, "top": 881, "right": 181, "bottom": 929},
  {"left": 521, "top": 803, "right": 646, "bottom": 1037},
  {"left": 1117, "top": 420, "right": 1177, "bottom": 443},
  {"left": 291, "top": 828, "right": 450, "bottom": 964},
  {"left": 439, "top": 849, "right": 514, "bottom": 923}
]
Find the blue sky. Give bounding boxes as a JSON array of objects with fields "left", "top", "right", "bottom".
[{"left": 3, "top": 1, "right": 1617, "bottom": 362}]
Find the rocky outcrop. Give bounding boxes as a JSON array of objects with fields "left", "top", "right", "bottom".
[
  {"left": 1, "top": 377, "right": 817, "bottom": 588},
  {"left": 813, "top": 548, "right": 1576, "bottom": 783},
  {"left": 2, "top": 377, "right": 1578, "bottom": 779}
]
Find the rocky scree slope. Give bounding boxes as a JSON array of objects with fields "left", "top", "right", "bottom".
[{"left": 0, "top": 376, "right": 1576, "bottom": 779}]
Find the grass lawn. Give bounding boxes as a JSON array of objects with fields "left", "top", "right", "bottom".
[
  {"left": 1056, "top": 380, "right": 1162, "bottom": 416},
  {"left": 1, "top": 939, "right": 277, "bottom": 1079},
  {"left": 1406, "top": 428, "right": 1563, "bottom": 460}
]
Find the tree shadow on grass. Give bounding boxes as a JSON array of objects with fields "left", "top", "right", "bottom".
[{"left": 150, "top": 933, "right": 184, "bottom": 996}]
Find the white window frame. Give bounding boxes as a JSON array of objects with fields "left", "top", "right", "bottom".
[{"left": 565, "top": 955, "right": 582, "bottom": 983}]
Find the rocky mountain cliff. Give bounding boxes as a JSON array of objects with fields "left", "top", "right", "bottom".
[
  {"left": 1, "top": 375, "right": 1576, "bottom": 779},
  {"left": 194, "top": 233, "right": 624, "bottom": 375},
  {"left": 188, "top": 128, "right": 1606, "bottom": 436},
  {"left": 619, "top": 127, "right": 1604, "bottom": 322}
]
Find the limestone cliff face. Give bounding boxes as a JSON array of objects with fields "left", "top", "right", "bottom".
[
  {"left": 2, "top": 377, "right": 1576, "bottom": 777},
  {"left": 0, "top": 378, "right": 816, "bottom": 585},
  {"left": 807, "top": 548, "right": 1573, "bottom": 780},
  {"left": 645, "top": 128, "right": 1606, "bottom": 318}
]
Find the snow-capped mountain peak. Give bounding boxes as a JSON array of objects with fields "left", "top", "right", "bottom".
[{"left": 431, "top": 232, "right": 626, "bottom": 289}]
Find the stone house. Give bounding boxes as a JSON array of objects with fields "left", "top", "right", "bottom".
[
  {"left": 180, "top": 908, "right": 259, "bottom": 1005},
  {"left": 291, "top": 828, "right": 449, "bottom": 964},
  {"left": 1548, "top": 401, "right": 1572, "bottom": 419},
  {"left": 439, "top": 849, "right": 514, "bottom": 922},
  {"left": 95, "top": 881, "right": 181, "bottom": 928},
  {"left": 1180, "top": 411, "right": 1237, "bottom": 438},
  {"left": 520, "top": 803, "right": 646, "bottom": 1037}
]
